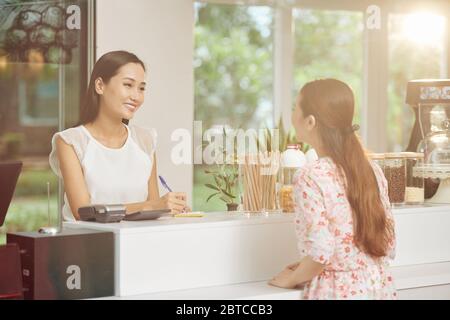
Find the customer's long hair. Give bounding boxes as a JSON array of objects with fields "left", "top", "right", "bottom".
[
  {"left": 299, "top": 79, "right": 394, "bottom": 258},
  {"left": 79, "top": 50, "right": 146, "bottom": 125}
]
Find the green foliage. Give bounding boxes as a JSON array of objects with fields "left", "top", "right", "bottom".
[
  {"left": 193, "top": 168, "right": 224, "bottom": 212},
  {"left": 204, "top": 128, "right": 239, "bottom": 205},
  {"left": 194, "top": 4, "right": 274, "bottom": 129},
  {"left": 0, "top": 196, "right": 58, "bottom": 245},
  {"left": 194, "top": 4, "right": 274, "bottom": 211},
  {"left": 2, "top": 132, "right": 25, "bottom": 143},
  {"left": 293, "top": 9, "right": 364, "bottom": 126},
  {"left": 0, "top": 132, "right": 25, "bottom": 159},
  {"left": 14, "top": 169, "right": 58, "bottom": 197},
  {"left": 204, "top": 168, "right": 238, "bottom": 204},
  {"left": 0, "top": 169, "right": 58, "bottom": 243},
  {"left": 279, "top": 117, "right": 312, "bottom": 153},
  {"left": 256, "top": 117, "right": 310, "bottom": 153}
]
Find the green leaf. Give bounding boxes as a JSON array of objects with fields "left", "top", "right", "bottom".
[
  {"left": 206, "top": 192, "right": 220, "bottom": 202},
  {"left": 220, "top": 188, "right": 235, "bottom": 199},
  {"left": 220, "top": 196, "right": 232, "bottom": 204},
  {"left": 255, "top": 131, "right": 261, "bottom": 152},
  {"left": 213, "top": 175, "right": 222, "bottom": 187},
  {"left": 205, "top": 184, "right": 220, "bottom": 191},
  {"left": 287, "top": 128, "right": 298, "bottom": 146},
  {"left": 278, "top": 117, "right": 286, "bottom": 151},
  {"left": 223, "top": 175, "right": 229, "bottom": 186},
  {"left": 266, "top": 128, "right": 272, "bottom": 152}
]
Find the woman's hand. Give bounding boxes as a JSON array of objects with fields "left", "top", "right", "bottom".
[
  {"left": 149, "top": 192, "right": 188, "bottom": 214},
  {"left": 268, "top": 261, "right": 303, "bottom": 289},
  {"left": 126, "top": 192, "right": 190, "bottom": 215},
  {"left": 286, "top": 261, "right": 301, "bottom": 271},
  {"left": 268, "top": 268, "right": 296, "bottom": 289},
  {"left": 269, "top": 257, "right": 324, "bottom": 289}
]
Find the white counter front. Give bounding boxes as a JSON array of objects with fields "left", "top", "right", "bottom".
[{"left": 64, "top": 204, "right": 450, "bottom": 298}]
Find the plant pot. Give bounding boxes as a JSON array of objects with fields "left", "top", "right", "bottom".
[{"left": 226, "top": 203, "right": 238, "bottom": 211}]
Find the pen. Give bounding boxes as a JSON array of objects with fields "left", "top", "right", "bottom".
[
  {"left": 158, "top": 175, "right": 173, "bottom": 192},
  {"left": 159, "top": 175, "right": 190, "bottom": 214}
]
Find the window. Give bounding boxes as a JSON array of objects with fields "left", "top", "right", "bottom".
[
  {"left": 388, "top": 12, "right": 447, "bottom": 152},
  {"left": 0, "top": 0, "right": 91, "bottom": 244},
  {"left": 193, "top": 2, "right": 275, "bottom": 212},
  {"left": 192, "top": 1, "right": 450, "bottom": 212},
  {"left": 292, "top": 8, "right": 364, "bottom": 124},
  {"left": 17, "top": 65, "right": 59, "bottom": 126}
]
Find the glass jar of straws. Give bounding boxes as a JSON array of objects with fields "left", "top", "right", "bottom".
[{"left": 239, "top": 152, "right": 281, "bottom": 214}]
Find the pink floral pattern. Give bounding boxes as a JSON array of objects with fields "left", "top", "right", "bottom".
[{"left": 293, "top": 157, "right": 397, "bottom": 300}]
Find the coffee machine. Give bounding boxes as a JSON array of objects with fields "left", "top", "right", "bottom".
[{"left": 406, "top": 79, "right": 450, "bottom": 203}]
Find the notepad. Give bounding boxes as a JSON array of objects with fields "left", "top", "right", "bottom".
[{"left": 174, "top": 212, "right": 204, "bottom": 218}]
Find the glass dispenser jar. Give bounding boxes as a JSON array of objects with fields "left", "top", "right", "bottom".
[
  {"left": 384, "top": 153, "right": 407, "bottom": 205},
  {"left": 279, "top": 145, "right": 306, "bottom": 213},
  {"left": 404, "top": 152, "right": 425, "bottom": 204},
  {"left": 368, "top": 153, "right": 385, "bottom": 173}
]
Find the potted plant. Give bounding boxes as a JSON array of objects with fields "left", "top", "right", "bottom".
[
  {"left": 204, "top": 128, "right": 240, "bottom": 211},
  {"left": 204, "top": 165, "right": 239, "bottom": 211}
]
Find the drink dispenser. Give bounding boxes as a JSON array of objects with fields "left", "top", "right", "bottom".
[{"left": 406, "top": 79, "right": 450, "bottom": 203}]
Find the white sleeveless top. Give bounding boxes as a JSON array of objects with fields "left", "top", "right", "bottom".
[{"left": 49, "top": 124, "right": 157, "bottom": 221}]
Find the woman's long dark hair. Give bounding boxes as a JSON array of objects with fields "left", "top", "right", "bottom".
[
  {"left": 78, "top": 50, "right": 145, "bottom": 125},
  {"left": 299, "top": 79, "right": 394, "bottom": 258}
]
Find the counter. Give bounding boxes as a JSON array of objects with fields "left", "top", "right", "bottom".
[{"left": 64, "top": 204, "right": 450, "bottom": 298}]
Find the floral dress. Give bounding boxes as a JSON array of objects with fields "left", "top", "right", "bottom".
[{"left": 293, "top": 157, "right": 397, "bottom": 300}]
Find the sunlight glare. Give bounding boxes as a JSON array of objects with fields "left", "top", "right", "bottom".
[{"left": 401, "top": 12, "right": 445, "bottom": 46}]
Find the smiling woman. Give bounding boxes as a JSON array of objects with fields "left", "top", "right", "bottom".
[
  {"left": 78, "top": 51, "right": 147, "bottom": 125},
  {"left": 49, "top": 51, "right": 190, "bottom": 221}
]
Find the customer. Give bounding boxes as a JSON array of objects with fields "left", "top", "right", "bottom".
[
  {"left": 49, "top": 50, "right": 188, "bottom": 221},
  {"left": 269, "top": 79, "right": 397, "bottom": 299}
]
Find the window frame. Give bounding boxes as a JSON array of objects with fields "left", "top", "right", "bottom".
[
  {"left": 56, "top": 0, "right": 96, "bottom": 227},
  {"left": 194, "top": 0, "right": 450, "bottom": 152}
]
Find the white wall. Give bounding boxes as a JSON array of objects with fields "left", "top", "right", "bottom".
[{"left": 96, "top": 0, "right": 194, "bottom": 204}]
